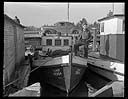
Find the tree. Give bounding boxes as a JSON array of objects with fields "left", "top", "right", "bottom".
[
  {"left": 81, "top": 18, "right": 88, "bottom": 26},
  {"left": 93, "top": 21, "right": 100, "bottom": 34},
  {"left": 76, "top": 18, "right": 88, "bottom": 31},
  {"left": 76, "top": 22, "right": 83, "bottom": 31}
]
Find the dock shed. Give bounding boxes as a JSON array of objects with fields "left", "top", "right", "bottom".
[
  {"left": 98, "top": 14, "right": 125, "bottom": 62},
  {"left": 4, "top": 14, "right": 25, "bottom": 87}
]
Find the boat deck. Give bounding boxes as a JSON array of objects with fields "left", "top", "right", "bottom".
[
  {"left": 33, "top": 55, "right": 87, "bottom": 67},
  {"left": 88, "top": 52, "right": 123, "bottom": 63}
]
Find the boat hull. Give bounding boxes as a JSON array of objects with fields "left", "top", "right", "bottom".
[
  {"left": 33, "top": 55, "right": 87, "bottom": 92},
  {"left": 88, "top": 63, "right": 124, "bottom": 81},
  {"left": 38, "top": 63, "right": 87, "bottom": 92},
  {"left": 88, "top": 52, "right": 124, "bottom": 81}
]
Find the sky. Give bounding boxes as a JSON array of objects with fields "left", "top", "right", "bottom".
[{"left": 4, "top": 2, "right": 124, "bottom": 27}]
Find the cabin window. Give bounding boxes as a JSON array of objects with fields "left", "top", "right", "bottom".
[
  {"left": 46, "top": 39, "right": 52, "bottom": 46},
  {"left": 55, "top": 39, "right": 61, "bottom": 46},
  {"left": 64, "top": 39, "right": 69, "bottom": 46},
  {"left": 101, "top": 23, "right": 104, "bottom": 32}
]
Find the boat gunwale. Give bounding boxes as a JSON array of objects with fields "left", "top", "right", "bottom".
[{"left": 88, "top": 63, "right": 124, "bottom": 76}]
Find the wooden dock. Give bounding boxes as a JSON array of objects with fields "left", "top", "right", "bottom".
[{"left": 9, "top": 83, "right": 40, "bottom": 97}]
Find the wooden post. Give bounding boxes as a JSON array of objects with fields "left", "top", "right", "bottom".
[{"left": 92, "top": 28, "right": 97, "bottom": 51}]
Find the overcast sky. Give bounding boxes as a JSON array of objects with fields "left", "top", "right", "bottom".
[{"left": 4, "top": 2, "right": 124, "bottom": 27}]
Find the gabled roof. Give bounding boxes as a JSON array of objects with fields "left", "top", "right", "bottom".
[
  {"left": 98, "top": 14, "right": 124, "bottom": 22},
  {"left": 4, "top": 14, "right": 25, "bottom": 28}
]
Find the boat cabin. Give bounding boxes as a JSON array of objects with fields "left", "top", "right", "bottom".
[{"left": 98, "top": 14, "right": 124, "bottom": 62}]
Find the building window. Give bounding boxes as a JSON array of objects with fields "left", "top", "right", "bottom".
[
  {"left": 101, "top": 23, "right": 104, "bottom": 32},
  {"left": 60, "top": 22, "right": 65, "bottom": 26},
  {"left": 64, "top": 39, "right": 69, "bottom": 46},
  {"left": 55, "top": 39, "right": 61, "bottom": 46},
  {"left": 72, "top": 30, "right": 79, "bottom": 34},
  {"left": 46, "top": 39, "right": 52, "bottom": 46},
  {"left": 45, "top": 30, "right": 51, "bottom": 34}
]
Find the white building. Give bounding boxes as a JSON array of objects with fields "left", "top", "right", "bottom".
[
  {"left": 41, "top": 22, "right": 82, "bottom": 52},
  {"left": 42, "top": 36, "right": 72, "bottom": 51},
  {"left": 98, "top": 14, "right": 125, "bottom": 62}
]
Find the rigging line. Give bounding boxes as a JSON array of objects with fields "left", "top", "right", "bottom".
[{"left": 4, "top": 58, "right": 53, "bottom": 88}]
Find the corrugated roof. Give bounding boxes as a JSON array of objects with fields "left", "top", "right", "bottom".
[{"left": 98, "top": 14, "right": 124, "bottom": 22}]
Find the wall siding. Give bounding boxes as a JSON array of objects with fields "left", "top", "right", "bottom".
[
  {"left": 4, "top": 16, "right": 25, "bottom": 85},
  {"left": 99, "top": 17, "right": 124, "bottom": 62},
  {"left": 116, "top": 34, "right": 124, "bottom": 62},
  {"left": 108, "top": 34, "right": 117, "bottom": 59},
  {"left": 100, "top": 35, "right": 106, "bottom": 55},
  {"left": 16, "top": 26, "right": 25, "bottom": 65},
  {"left": 100, "top": 18, "right": 118, "bottom": 35},
  {"left": 100, "top": 34, "right": 124, "bottom": 62},
  {"left": 4, "top": 19, "right": 16, "bottom": 82}
]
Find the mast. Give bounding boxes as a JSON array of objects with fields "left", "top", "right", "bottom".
[
  {"left": 68, "top": 2, "right": 69, "bottom": 22},
  {"left": 112, "top": 3, "right": 114, "bottom": 14}
]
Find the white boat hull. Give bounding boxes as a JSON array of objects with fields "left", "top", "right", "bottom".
[{"left": 88, "top": 56, "right": 124, "bottom": 81}]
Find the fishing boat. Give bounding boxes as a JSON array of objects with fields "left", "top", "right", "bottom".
[
  {"left": 31, "top": 2, "right": 89, "bottom": 94},
  {"left": 32, "top": 22, "right": 88, "bottom": 93},
  {"left": 32, "top": 50, "right": 87, "bottom": 93}
]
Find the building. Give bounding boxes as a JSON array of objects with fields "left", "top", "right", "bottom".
[
  {"left": 98, "top": 14, "right": 125, "bottom": 62},
  {"left": 24, "top": 27, "right": 42, "bottom": 50},
  {"left": 4, "top": 14, "right": 25, "bottom": 86},
  {"left": 42, "top": 22, "right": 81, "bottom": 37},
  {"left": 41, "top": 22, "right": 82, "bottom": 51},
  {"left": 42, "top": 36, "right": 72, "bottom": 51}
]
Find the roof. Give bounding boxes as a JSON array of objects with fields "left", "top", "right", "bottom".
[
  {"left": 24, "top": 34, "right": 42, "bottom": 38},
  {"left": 4, "top": 14, "right": 25, "bottom": 28},
  {"left": 98, "top": 14, "right": 124, "bottom": 22},
  {"left": 24, "top": 31, "right": 41, "bottom": 34},
  {"left": 54, "top": 21, "right": 75, "bottom": 27},
  {"left": 24, "top": 26, "right": 41, "bottom": 31}
]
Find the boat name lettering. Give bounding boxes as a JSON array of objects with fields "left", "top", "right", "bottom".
[
  {"left": 53, "top": 69, "right": 62, "bottom": 76},
  {"left": 75, "top": 68, "right": 81, "bottom": 75}
]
